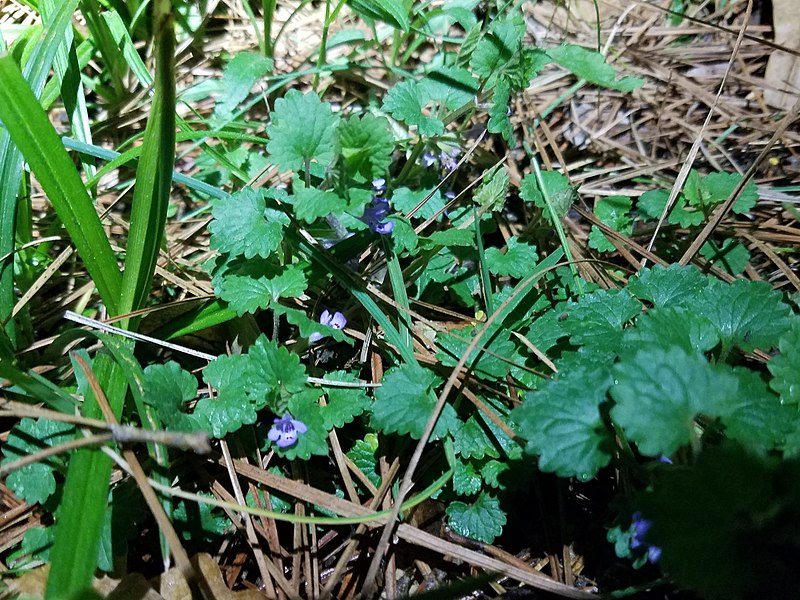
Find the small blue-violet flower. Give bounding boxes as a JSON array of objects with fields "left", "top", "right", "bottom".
[
  {"left": 268, "top": 414, "right": 307, "bottom": 448},
  {"left": 372, "top": 178, "right": 387, "bottom": 192},
  {"left": 421, "top": 151, "right": 437, "bottom": 167},
  {"left": 309, "top": 309, "right": 347, "bottom": 343},
  {"left": 360, "top": 195, "right": 394, "bottom": 235},
  {"left": 631, "top": 512, "right": 662, "bottom": 563},
  {"left": 440, "top": 147, "right": 460, "bottom": 172}
]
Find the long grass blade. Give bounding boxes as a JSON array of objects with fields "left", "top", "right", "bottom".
[
  {"left": 0, "top": 0, "right": 81, "bottom": 345},
  {"left": 117, "top": 0, "right": 176, "bottom": 319},
  {"left": 0, "top": 54, "right": 122, "bottom": 313}
]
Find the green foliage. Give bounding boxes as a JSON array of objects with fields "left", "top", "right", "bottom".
[
  {"left": 546, "top": 44, "right": 644, "bottom": 91},
  {"left": 694, "top": 278, "right": 795, "bottom": 352},
  {"left": 143, "top": 361, "right": 203, "bottom": 432},
  {"left": 627, "top": 263, "right": 708, "bottom": 307},
  {"left": 338, "top": 113, "right": 395, "bottom": 179},
  {"left": 209, "top": 188, "right": 289, "bottom": 259},
  {"left": 639, "top": 445, "right": 800, "bottom": 600},
  {"left": 469, "top": 13, "right": 524, "bottom": 82},
  {"left": 513, "top": 365, "right": 614, "bottom": 479},
  {"left": 588, "top": 196, "right": 633, "bottom": 252},
  {"left": 382, "top": 80, "right": 444, "bottom": 136},
  {"left": 197, "top": 335, "right": 307, "bottom": 437},
  {"left": 293, "top": 187, "right": 348, "bottom": 223},
  {"left": 2, "top": 418, "right": 74, "bottom": 505},
  {"left": 372, "top": 364, "right": 459, "bottom": 440},
  {"left": 218, "top": 263, "right": 307, "bottom": 316},
  {"left": 700, "top": 239, "right": 750, "bottom": 276},
  {"left": 519, "top": 171, "right": 574, "bottom": 218},
  {"left": 348, "top": 0, "right": 412, "bottom": 30},
  {"left": 173, "top": 495, "right": 228, "bottom": 542},
  {"left": 516, "top": 266, "right": 798, "bottom": 479},
  {"left": 484, "top": 236, "right": 538, "bottom": 278},
  {"left": 392, "top": 187, "right": 445, "bottom": 221},
  {"left": 437, "top": 325, "right": 521, "bottom": 380},
  {"left": 281, "top": 391, "right": 329, "bottom": 460},
  {"left": 769, "top": 320, "right": 800, "bottom": 407},
  {"left": 319, "top": 371, "right": 371, "bottom": 429},
  {"left": 472, "top": 165, "right": 509, "bottom": 212},
  {"left": 266, "top": 90, "right": 338, "bottom": 172},
  {"left": 611, "top": 346, "right": 738, "bottom": 456},
  {"left": 347, "top": 434, "right": 381, "bottom": 488},
  {"left": 636, "top": 170, "right": 758, "bottom": 227},
  {"left": 453, "top": 415, "right": 500, "bottom": 460},
  {"left": 487, "top": 79, "right": 513, "bottom": 143},
  {"left": 445, "top": 492, "right": 506, "bottom": 543},
  {"left": 212, "top": 51, "right": 273, "bottom": 123},
  {"left": 559, "top": 288, "right": 642, "bottom": 351},
  {"left": 420, "top": 66, "right": 478, "bottom": 111}
]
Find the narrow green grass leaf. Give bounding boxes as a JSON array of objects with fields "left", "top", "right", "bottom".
[
  {"left": 42, "top": 0, "right": 96, "bottom": 180},
  {"left": 45, "top": 354, "right": 129, "bottom": 599},
  {"left": 0, "top": 54, "right": 122, "bottom": 313},
  {"left": 79, "top": 0, "right": 128, "bottom": 97},
  {"left": 118, "top": 0, "right": 176, "bottom": 318},
  {"left": 0, "top": 0, "right": 81, "bottom": 344}
]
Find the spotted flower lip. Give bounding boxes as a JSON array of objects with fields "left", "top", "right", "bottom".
[
  {"left": 268, "top": 414, "right": 307, "bottom": 448},
  {"left": 309, "top": 309, "right": 347, "bottom": 343}
]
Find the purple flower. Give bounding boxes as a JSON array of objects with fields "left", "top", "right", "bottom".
[
  {"left": 631, "top": 512, "right": 661, "bottom": 563},
  {"left": 421, "top": 151, "right": 437, "bottom": 167},
  {"left": 371, "top": 220, "right": 394, "bottom": 234},
  {"left": 363, "top": 196, "right": 390, "bottom": 222},
  {"left": 441, "top": 147, "right": 460, "bottom": 172},
  {"left": 309, "top": 309, "right": 347, "bottom": 343},
  {"left": 268, "top": 414, "right": 307, "bottom": 448},
  {"left": 372, "top": 178, "right": 387, "bottom": 192},
  {"left": 360, "top": 196, "right": 393, "bottom": 235}
]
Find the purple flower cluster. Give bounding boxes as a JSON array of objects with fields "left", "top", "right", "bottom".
[
  {"left": 268, "top": 414, "right": 307, "bottom": 448},
  {"left": 360, "top": 178, "right": 393, "bottom": 234},
  {"left": 309, "top": 309, "right": 347, "bottom": 343},
  {"left": 421, "top": 147, "right": 460, "bottom": 172},
  {"left": 631, "top": 512, "right": 662, "bottom": 563}
]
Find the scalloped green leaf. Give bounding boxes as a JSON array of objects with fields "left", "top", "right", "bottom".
[
  {"left": 209, "top": 188, "right": 290, "bottom": 259},
  {"left": 338, "top": 113, "right": 395, "bottom": 179},
  {"left": 3, "top": 418, "right": 74, "bottom": 505},
  {"left": 513, "top": 365, "right": 614, "bottom": 479},
  {"left": 485, "top": 236, "right": 538, "bottom": 278},
  {"left": 695, "top": 279, "right": 795, "bottom": 352},
  {"left": 627, "top": 264, "right": 708, "bottom": 308},
  {"left": 266, "top": 90, "right": 338, "bottom": 172},
  {"left": 371, "top": 364, "right": 458, "bottom": 440},
  {"left": 382, "top": 80, "right": 444, "bottom": 136},
  {"left": 611, "top": 346, "right": 738, "bottom": 456},
  {"left": 446, "top": 492, "right": 507, "bottom": 543},
  {"left": 768, "top": 320, "right": 800, "bottom": 407},
  {"left": 320, "top": 371, "right": 371, "bottom": 430},
  {"left": 453, "top": 415, "right": 500, "bottom": 460},
  {"left": 560, "top": 289, "right": 642, "bottom": 351}
]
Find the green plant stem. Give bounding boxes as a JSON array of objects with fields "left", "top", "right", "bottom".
[
  {"left": 473, "top": 207, "right": 494, "bottom": 316},
  {"left": 528, "top": 151, "right": 584, "bottom": 294},
  {"left": 263, "top": 0, "right": 276, "bottom": 58},
  {"left": 383, "top": 238, "right": 412, "bottom": 351},
  {"left": 312, "top": 0, "right": 347, "bottom": 91}
]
